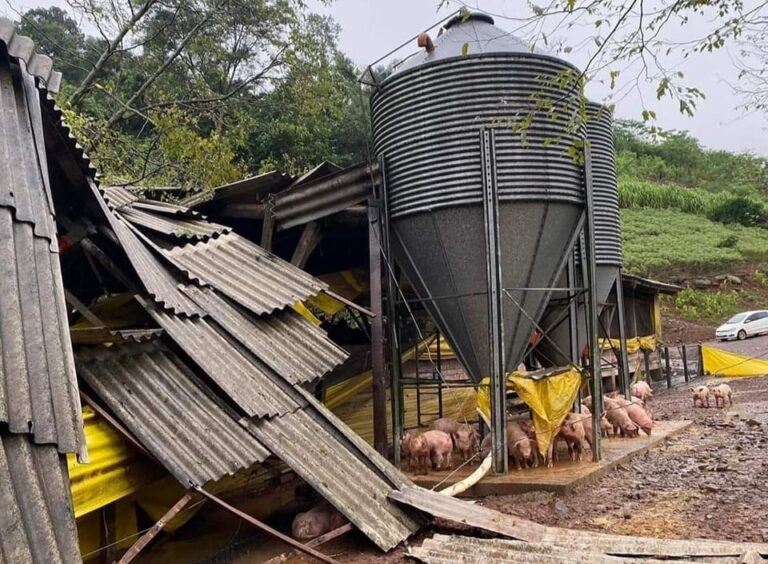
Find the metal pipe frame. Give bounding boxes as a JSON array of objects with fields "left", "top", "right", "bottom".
[
  {"left": 582, "top": 145, "right": 603, "bottom": 462},
  {"left": 614, "top": 273, "right": 632, "bottom": 397},
  {"left": 379, "top": 154, "right": 404, "bottom": 465},
  {"left": 368, "top": 196, "right": 388, "bottom": 456},
  {"left": 481, "top": 129, "right": 508, "bottom": 475}
]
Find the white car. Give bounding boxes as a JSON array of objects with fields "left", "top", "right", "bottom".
[{"left": 715, "top": 310, "right": 768, "bottom": 341}]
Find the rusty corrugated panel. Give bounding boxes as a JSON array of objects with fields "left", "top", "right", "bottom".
[
  {"left": 77, "top": 342, "right": 270, "bottom": 486},
  {"left": 111, "top": 216, "right": 204, "bottom": 316},
  {"left": 180, "top": 170, "right": 294, "bottom": 208},
  {"left": 119, "top": 206, "right": 230, "bottom": 241},
  {"left": 0, "top": 59, "right": 85, "bottom": 457},
  {"left": 149, "top": 307, "right": 303, "bottom": 418},
  {"left": 180, "top": 285, "right": 348, "bottom": 384},
  {"left": 101, "top": 186, "right": 139, "bottom": 210},
  {"left": 162, "top": 232, "right": 327, "bottom": 314},
  {"left": 0, "top": 18, "right": 61, "bottom": 93},
  {"left": 247, "top": 407, "right": 420, "bottom": 551},
  {"left": 0, "top": 433, "right": 81, "bottom": 563},
  {"left": 272, "top": 161, "right": 377, "bottom": 230}
]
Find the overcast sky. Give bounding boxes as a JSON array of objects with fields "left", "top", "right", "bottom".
[{"left": 5, "top": 0, "right": 766, "bottom": 156}]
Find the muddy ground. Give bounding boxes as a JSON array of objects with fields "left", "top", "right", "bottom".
[{"left": 277, "top": 374, "right": 768, "bottom": 563}]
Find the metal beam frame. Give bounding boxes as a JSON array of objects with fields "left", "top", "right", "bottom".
[
  {"left": 481, "top": 129, "right": 508, "bottom": 475},
  {"left": 582, "top": 145, "right": 603, "bottom": 462},
  {"left": 368, "top": 196, "right": 388, "bottom": 456},
  {"left": 379, "top": 154, "right": 404, "bottom": 465},
  {"left": 614, "top": 275, "right": 632, "bottom": 397}
]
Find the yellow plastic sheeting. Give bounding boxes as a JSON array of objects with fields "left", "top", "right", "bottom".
[
  {"left": 306, "top": 270, "right": 367, "bottom": 315},
  {"left": 67, "top": 407, "right": 162, "bottom": 518},
  {"left": 292, "top": 301, "right": 322, "bottom": 326},
  {"left": 77, "top": 499, "right": 138, "bottom": 561},
  {"left": 702, "top": 345, "right": 768, "bottom": 377},
  {"left": 599, "top": 335, "right": 657, "bottom": 354},
  {"left": 324, "top": 333, "right": 447, "bottom": 411},
  {"left": 653, "top": 299, "right": 663, "bottom": 339},
  {"left": 331, "top": 382, "right": 477, "bottom": 445},
  {"left": 477, "top": 367, "right": 583, "bottom": 457}
]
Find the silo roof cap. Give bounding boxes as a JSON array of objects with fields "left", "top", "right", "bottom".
[{"left": 395, "top": 11, "right": 546, "bottom": 74}]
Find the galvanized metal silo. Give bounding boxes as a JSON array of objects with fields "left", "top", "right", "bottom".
[
  {"left": 370, "top": 13, "right": 586, "bottom": 382},
  {"left": 535, "top": 102, "right": 623, "bottom": 367}
]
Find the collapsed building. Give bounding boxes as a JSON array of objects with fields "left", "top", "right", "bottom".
[{"left": 8, "top": 13, "right": 754, "bottom": 564}]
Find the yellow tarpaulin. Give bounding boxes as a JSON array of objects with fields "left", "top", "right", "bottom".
[
  {"left": 67, "top": 407, "right": 162, "bottom": 518},
  {"left": 326, "top": 334, "right": 477, "bottom": 444},
  {"left": 599, "top": 335, "right": 657, "bottom": 354},
  {"left": 306, "top": 270, "right": 367, "bottom": 315},
  {"left": 702, "top": 345, "right": 768, "bottom": 377},
  {"left": 477, "top": 367, "right": 583, "bottom": 457}
]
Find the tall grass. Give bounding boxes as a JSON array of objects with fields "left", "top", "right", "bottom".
[{"left": 618, "top": 178, "right": 733, "bottom": 216}]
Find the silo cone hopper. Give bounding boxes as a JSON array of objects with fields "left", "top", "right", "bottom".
[
  {"left": 371, "top": 13, "right": 586, "bottom": 381},
  {"left": 535, "top": 102, "right": 623, "bottom": 367}
]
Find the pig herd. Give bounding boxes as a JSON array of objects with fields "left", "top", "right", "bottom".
[
  {"left": 690, "top": 383, "right": 733, "bottom": 408},
  {"left": 401, "top": 380, "right": 659, "bottom": 474}
]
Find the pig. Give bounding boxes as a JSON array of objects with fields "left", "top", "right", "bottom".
[
  {"left": 574, "top": 409, "right": 594, "bottom": 448},
  {"left": 710, "top": 383, "right": 733, "bottom": 407},
  {"left": 453, "top": 424, "right": 479, "bottom": 464},
  {"left": 691, "top": 385, "right": 710, "bottom": 408},
  {"left": 603, "top": 398, "right": 639, "bottom": 437},
  {"left": 507, "top": 421, "right": 537, "bottom": 470},
  {"left": 614, "top": 397, "right": 653, "bottom": 436},
  {"left": 631, "top": 381, "right": 653, "bottom": 402},
  {"left": 600, "top": 415, "right": 614, "bottom": 438},
  {"left": 292, "top": 504, "right": 347, "bottom": 540},
  {"left": 559, "top": 413, "right": 587, "bottom": 461},
  {"left": 518, "top": 419, "right": 536, "bottom": 439},
  {"left": 429, "top": 417, "right": 460, "bottom": 436},
  {"left": 401, "top": 430, "right": 430, "bottom": 474},
  {"left": 422, "top": 430, "right": 453, "bottom": 471}
]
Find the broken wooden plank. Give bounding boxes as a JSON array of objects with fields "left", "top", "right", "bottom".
[
  {"left": 389, "top": 486, "right": 768, "bottom": 558},
  {"left": 410, "top": 534, "right": 703, "bottom": 564}
]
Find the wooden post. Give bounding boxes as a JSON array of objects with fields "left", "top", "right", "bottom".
[
  {"left": 368, "top": 198, "right": 388, "bottom": 456},
  {"left": 664, "top": 347, "right": 672, "bottom": 389},
  {"left": 64, "top": 289, "right": 107, "bottom": 328},
  {"left": 643, "top": 349, "right": 651, "bottom": 382},
  {"left": 118, "top": 493, "right": 195, "bottom": 564},
  {"left": 192, "top": 486, "right": 340, "bottom": 564},
  {"left": 290, "top": 221, "right": 322, "bottom": 269},
  {"left": 261, "top": 200, "right": 275, "bottom": 251},
  {"left": 682, "top": 345, "right": 689, "bottom": 382}
]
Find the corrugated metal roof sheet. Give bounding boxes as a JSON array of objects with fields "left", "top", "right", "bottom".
[
  {"left": 0, "top": 55, "right": 56, "bottom": 243},
  {"left": 0, "top": 18, "right": 61, "bottom": 93},
  {"left": 101, "top": 186, "right": 139, "bottom": 210},
  {"left": 0, "top": 59, "right": 85, "bottom": 457},
  {"left": 180, "top": 170, "right": 294, "bottom": 208},
  {"left": 129, "top": 199, "right": 204, "bottom": 217},
  {"left": 77, "top": 342, "right": 270, "bottom": 486},
  {"left": 69, "top": 326, "right": 163, "bottom": 345},
  {"left": 119, "top": 206, "right": 230, "bottom": 241},
  {"left": 247, "top": 407, "right": 420, "bottom": 551},
  {"left": 148, "top": 307, "right": 303, "bottom": 418},
  {"left": 111, "top": 217, "right": 204, "bottom": 316},
  {"left": 273, "top": 161, "right": 377, "bottom": 230},
  {"left": 162, "top": 232, "right": 327, "bottom": 314},
  {"left": 0, "top": 433, "right": 81, "bottom": 563},
  {"left": 180, "top": 285, "right": 348, "bottom": 384}
]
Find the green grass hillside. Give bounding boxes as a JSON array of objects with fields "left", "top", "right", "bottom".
[{"left": 621, "top": 208, "right": 768, "bottom": 277}]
